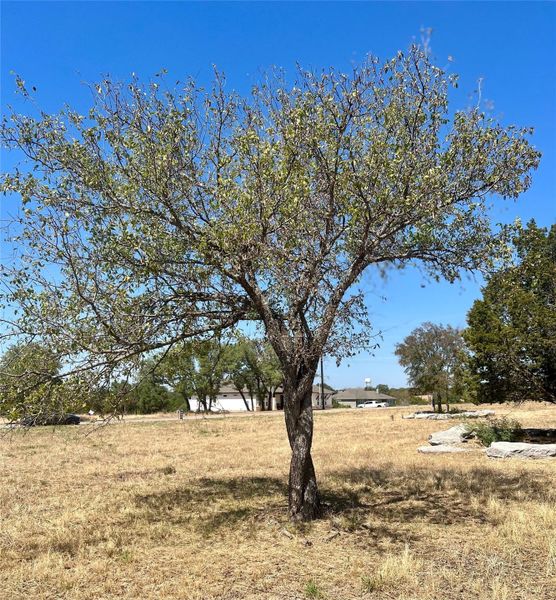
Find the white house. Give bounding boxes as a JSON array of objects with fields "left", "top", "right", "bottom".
[
  {"left": 189, "top": 384, "right": 255, "bottom": 412},
  {"left": 189, "top": 384, "right": 334, "bottom": 412}
]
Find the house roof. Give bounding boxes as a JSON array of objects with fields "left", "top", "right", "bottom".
[
  {"left": 272, "top": 385, "right": 335, "bottom": 397},
  {"left": 331, "top": 388, "right": 395, "bottom": 402},
  {"left": 311, "top": 385, "right": 334, "bottom": 397},
  {"left": 217, "top": 384, "right": 245, "bottom": 395}
]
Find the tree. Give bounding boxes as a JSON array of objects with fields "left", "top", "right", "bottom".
[
  {"left": 151, "top": 346, "right": 195, "bottom": 412},
  {"left": 0, "top": 342, "right": 61, "bottom": 421},
  {"left": 129, "top": 357, "right": 178, "bottom": 414},
  {"left": 464, "top": 222, "right": 556, "bottom": 403},
  {"left": 0, "top": 45, "right": 539, "bottom": 519},
  {"left": 225, "top": 340, "right": 258, "bottom": 411},
  {"left": 137, "top": 336, "right": 281, "bottom": 413},
  {"left": 395, "top": 323, "right": 467, "bottom": 412},
  {"left": 226, "top": 337, "right": 282, "bottom": 411},
  {"left": 159, "top": 338, "right": 231, "bottom": 412}
]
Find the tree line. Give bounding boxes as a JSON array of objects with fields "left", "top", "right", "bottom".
[
  {"left": 395, "top": 221, "right": 555, "bottom": 411},
  {"left": 3, "top": 221, "right": 553, "bottom": 418},
  {"left": 0, "top": 337, "right": 282, "bottom": 418}
]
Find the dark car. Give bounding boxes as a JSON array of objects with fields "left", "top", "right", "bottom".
[{"left": 20, "top": 413, "right": 81, "bottom": 426}]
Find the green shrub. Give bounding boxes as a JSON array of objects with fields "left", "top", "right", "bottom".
[
  {"left": 407, "top": 396, "right": 431, "bottom": 405},
  {"left": 468, "top": 417, "right": 522, "bottom": 446},
  {"left": 331, "top": 399, "right": 350, "bottom": 408}
]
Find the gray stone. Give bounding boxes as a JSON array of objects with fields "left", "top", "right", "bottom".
[
  {"left": 418, "top": 444, "right": 469, "bottom": 454},
  {"left": 404, "top": 410, "right": 495, "bottom": 421},
  {"left": 486, "top": 442, "right": 556, "bottom": 459},
  {"left": 458, "top": 410, "right": 495, "bottom": 419},
  {"left": 413, "top": 412, "right": 450, "bottom": 420},
  {"left": 429, "top": 424, "right": 472, "bottom": 446}
]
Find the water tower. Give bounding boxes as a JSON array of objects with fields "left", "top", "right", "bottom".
[{"left": 364, "top": 377, "right": 371, "bottom": 390}]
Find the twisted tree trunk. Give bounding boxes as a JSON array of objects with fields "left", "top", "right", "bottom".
[{"left": 284, "top": 378, "right": 320, "bottom": 520}]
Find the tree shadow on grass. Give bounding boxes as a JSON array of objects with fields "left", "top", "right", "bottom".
[
  {"left": 132, "top": 465, "right": 554, "bottom": 539},
  {"left": 324, "top": 464, "right": 555, "bottom": 526},
  {"left": 133, "top": 476, "right": 288, "bottom": 532}
]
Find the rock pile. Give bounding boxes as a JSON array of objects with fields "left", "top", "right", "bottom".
[
  {"left": 428, "top": 424, "right": 473, "bottom": 446},
  {"left": 404, "top": 410, "right": 495, "bottom": 420},
  {"left": 417, "top": 424, "right": 473, "bottom": 454}
]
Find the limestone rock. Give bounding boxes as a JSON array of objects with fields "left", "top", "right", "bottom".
[
  {"left": 458, "top": 410, "right": 495, "bottom": 419},
  {"left": 404, "top": 410, "right": 495, "bottom": 421},
  {"left": 418, "top": 444, "right": 469, "bottom": 454},
  {"left": 429, "top": 424, "right": 472, "bottom": 446},
  {"left": 486, "top": 442, "right": 556, "bottom": 459},
  {"left": 417, "top": 413, "right": 450, "bottom": 420}
]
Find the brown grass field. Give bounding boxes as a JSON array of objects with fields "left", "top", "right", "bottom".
[{"left": 1, "top": 404, "right": 555, "bottom": 600}]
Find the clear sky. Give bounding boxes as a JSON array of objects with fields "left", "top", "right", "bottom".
[{"left": 1, "top": 1, "right": 555, "bottom": 389}]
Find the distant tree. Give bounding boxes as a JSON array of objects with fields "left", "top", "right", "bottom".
[
  {"left": 395, "top": 323, "right": 466, "bottom": 412},
  {"left": 223, "top": 340, "right": 257, "bottom": 411},
  {"left": 386, "top": 387, "right": 430, "bottom": 406},
  {"left": 0, "top": 342, "right": 61, "bottom": 421},
  {"left": 464, "top": 222, "right": 556, "bottom": 403},
  {"left": 226, "top": 338, "right": 282, "bottom": 411},
  {"left": 130, "top": 358, "right": 178, "bottom": 414},
  {"left": 153, "top": 344, "right": 197, "bottom": 412},
  {"left": 161, "top": 338, "right": 231, "bottom": 412},
  {"left": 137, "top": 337, "right": 281, "bottom": 413},
  {"left": 376, "top": 383, "right": 390, "bottom": 394},
  {"left": 1, "top": 45, "right": 539, "bottom": 519}
]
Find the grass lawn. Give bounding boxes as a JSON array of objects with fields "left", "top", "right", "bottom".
[{"left": 1, "top": 404, "right": 555, "bottom": 599}]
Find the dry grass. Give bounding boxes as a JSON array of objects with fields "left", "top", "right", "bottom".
[{"left": 1, "top": 403, "right": 555, "bottom": 599}]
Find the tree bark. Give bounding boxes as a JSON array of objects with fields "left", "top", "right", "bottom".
[
  {"left": 284, "top": 380, "right": 320, "bottom": 521},
  {"left": 180, "top": 393, "right": 191, "bottom": 412},
  {"left": 238, "top": 389, "right": 251, "bottom": 411}
]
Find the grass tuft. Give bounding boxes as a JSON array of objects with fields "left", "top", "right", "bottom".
[
  {"left": 305, "top": 579, "right": 325, "bottom": 598},
  {"left": 361, "top": 545, "right": 421, "bottom": 592}
]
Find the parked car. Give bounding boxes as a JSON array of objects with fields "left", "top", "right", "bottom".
[
  {"left": 357, "top": 400, "right": 389, "bottom": 409},
  {"left": 20, "top": 413, "right": 81, "bottom": 426}
]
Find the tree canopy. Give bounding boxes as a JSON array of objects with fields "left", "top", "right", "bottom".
[
  {"left": 0, "top": 342, "right": 61, "bottom": 421},
  {"left": 395, "top": 322, "right": 466, "bottom": 411},
  {"left": 464, "top": 221, "right": 556, "bottom": 404},
  {"left": 0, "top": 44, "right": 540, "bottom": 519}
]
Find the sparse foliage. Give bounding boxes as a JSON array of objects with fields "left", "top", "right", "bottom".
[{"left": 0, "top": 44, "right": 539, "bottom": 518}]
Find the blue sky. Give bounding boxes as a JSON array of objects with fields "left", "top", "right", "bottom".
[{"left": 1, "top": 1, "right": 555, "bottom": 388}]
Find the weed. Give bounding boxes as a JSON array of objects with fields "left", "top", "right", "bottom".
[
  {"left": 304, "top": 580, "right": 324, "bottom": 599},
  {"left": 468, "top": 417, "right": 522, "bottom": 446}
]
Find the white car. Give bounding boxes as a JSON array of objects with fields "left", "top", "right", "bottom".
[{"left": 357, "top": 400, "right": 389, "bottom": 409}]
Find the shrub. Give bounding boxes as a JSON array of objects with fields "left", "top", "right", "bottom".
[
  {"left": 331, "top": 399, "right": 350, "bottom": 408},
  {"left": 468, "top": 417, "right": 522, "bottom": 446}
]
